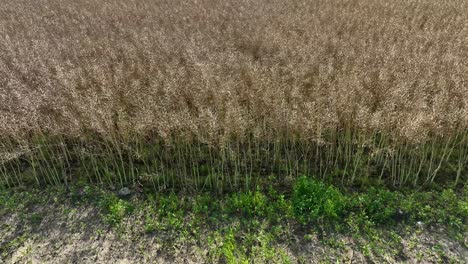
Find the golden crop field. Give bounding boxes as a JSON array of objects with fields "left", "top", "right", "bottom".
[{"left": 1, "top": 0, "right": 467, "bottom": 189}]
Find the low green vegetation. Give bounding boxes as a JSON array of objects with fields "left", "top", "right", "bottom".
[
  {"left": 292, "top": 176, "right": 346, "bottom": 223},
  {"left": 98, "top": 193, "right": 134, "bottom": 227},
  {"left": 1, "top": 176, "right": 466, "bottom": 262}
]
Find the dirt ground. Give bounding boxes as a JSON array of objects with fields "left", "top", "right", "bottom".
[{"left": 1, "top": 199, "right": 467, "bottom": 264}]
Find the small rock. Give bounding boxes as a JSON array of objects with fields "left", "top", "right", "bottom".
[{"left": 118, "top": 187, "right": 131, "bottom": 196}]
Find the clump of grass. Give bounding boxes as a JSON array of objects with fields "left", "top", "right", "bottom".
[
  {"left": 193, "top": 193, "right": 221, "bottom": 216},
  {"left": 143, "top": 193, "right": 185, "bottom": 234},
  {"left": 292, "top": 176, "right": 346, "bottom": 223},
  {"left": 226, "top": 189, "right": 270, "bottom": 218},
  {"left": 349, "top": 188, "right": 401, "bottom": 224},
  {"left": 98, "top": 192, "right": 134, "bottom": 226}
]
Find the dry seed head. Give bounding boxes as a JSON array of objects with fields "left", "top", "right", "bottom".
[{"left": 0, "top": 0, "right": 467, "bottom": 145}]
